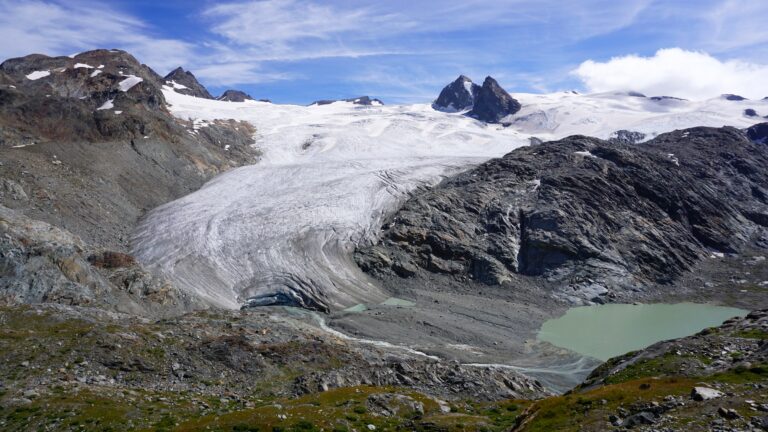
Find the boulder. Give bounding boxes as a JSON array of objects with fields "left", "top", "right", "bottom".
[{"left": 692, "top": 386, "right": 723, "bottom": 401}]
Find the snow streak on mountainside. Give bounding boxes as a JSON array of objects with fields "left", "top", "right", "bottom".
[{"left": 132, "top": 89, "right": 767, "bottom": 311}]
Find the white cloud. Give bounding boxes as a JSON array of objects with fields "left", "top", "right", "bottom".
[
  {"left": 0, "top": 0, "right": 195, "bottom": 73},
  {"left": 202, "top": 0, "right": 652, "bottom": 62},
  {"left": 572, "top": 48, "right": 768, "bottom": 100},
  {"left": 192, "top": 62, "right": 296, "bottom": 86}
]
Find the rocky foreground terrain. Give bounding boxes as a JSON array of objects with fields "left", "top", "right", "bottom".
[{"left": 0, "top": 304, "right": 763, "bottom": 431}]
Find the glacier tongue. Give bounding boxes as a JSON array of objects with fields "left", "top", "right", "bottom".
[
  {"left": 132, "top": 89, "right": 767, "bottom": 311},
  {"left": 132, "top": 91, "right": 524, "bottom": 310}
]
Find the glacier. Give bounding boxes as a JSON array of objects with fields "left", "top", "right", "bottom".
[{"left": 132, "top": 89, "right": 767, "bottom": 312}]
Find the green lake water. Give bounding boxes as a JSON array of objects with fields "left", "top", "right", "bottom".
[{"left": 537, "top": 303, "right": 748, "bottom": 361}]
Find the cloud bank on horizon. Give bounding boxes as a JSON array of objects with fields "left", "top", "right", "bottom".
[
  {"left": 0, "top": 0, "right": 767, "bottom": 103},
  {"left": 574, "top": 48, "right": 768, "bottom": 100}
]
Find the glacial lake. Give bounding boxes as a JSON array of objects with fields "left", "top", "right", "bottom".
[{"left": 538, "top": 303, "right": 748, "bottom": 361}]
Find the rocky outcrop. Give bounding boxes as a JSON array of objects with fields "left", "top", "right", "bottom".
[
  {"left": 468, "top": 76, "right": 522, "bottom": 123},
  {"left": 0, "top": 205, "right": 203, "bottom": 316},
  {"left": 310, "top": 96, "right": 383, "bottom": 106},
  {"left": 747, "top": 122, "right": 768, "bottom": 144},
  {"left": 294, "top": 359, "right": 547, "bottom": 401},
  {"left": 723, "top": 94, "right": 747, "bottom": 101},
  {"left": 432, "top": 75, "right": 480, "bottom": 112},
  {"left": 217, "top": 89, "right": 254, "bottom": 102},
  {"left": 163, "top": 67, "right": 213, "bottom": 99},
  {"left": 356, "top": 126, "right": 768, "bottom": 301},
  {"left": 609, "top": 129, "right": 646, "bottom": 144}
]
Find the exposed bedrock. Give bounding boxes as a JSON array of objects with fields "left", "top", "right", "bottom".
[{"left": 356, "top": 126, "right": 768, "bottom": 302}]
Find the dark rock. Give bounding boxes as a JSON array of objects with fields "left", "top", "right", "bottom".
[
  {"left": 468, "top": 76, "right": 521, "bottom": 123},
  {"left": 621, "top": 411, "right": 657, "bottom": 427},
  {"left": 609, "top": 130, "right": 646, "bottom": 145},
  {"left": 311, "top": 96, "right": 383, "bottom": 106},
  {"left": 650, "top": 96, "right": 687, "bottom": 101},
  {"left": 745, "top": 108, "right": 759, "bottom": 117},
  {"left": 627, "top": 91, "right": 646, "bottom": 98},
  {"left": 217, "top": 89, "right": 254, "bottom": 102},
  {"left": 718, "top": 407, "right": 741, "bottom": 420},
  {"left": 433, "top": 75, "right": 480, "bottom": 112},
  {"left": 747, "top": 122, "right": 768, "bottom": 144},
  {"left": 356, "top": 127, "right": 768, "bottom": 300},
  {"left": 163, "top": 67, "right": 213, "bottom": 99},
  {"left": 723, "top": 94, "right": 747, "bottom": 101}
]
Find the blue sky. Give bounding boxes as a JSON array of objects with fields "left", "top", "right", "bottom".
[{"left": 1, "top": 0, "right": 768, "bottom": 103}]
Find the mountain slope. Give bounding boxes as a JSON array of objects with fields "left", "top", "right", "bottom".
[{"left": 0, "top": 49, "right": 259, "bottom": 315}]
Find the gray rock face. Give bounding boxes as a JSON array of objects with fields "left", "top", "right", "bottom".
[
  {"left": 311, "top": 96, "right": 383, "bottom": 106},
  {"left": 747, "top": 122, "right": 768, "bottom": 144},
  {"left": 468, "top": 76, "right": 522, "bottom": 123},
  {"left": 217, "top": 89, "right": 254, "bottom": 102},
  {"left": 356, "top": 127, "right": 768, "bottom": 299},
  {"left": 163, "top": 67, "right": 213, "bottom": 99},
  {"left": 0, "top": 205, "right": 203, "bottom": 316},
  {"left": 609, "top": 130, "right": 647, "bottom": 144},
  {"left": 432, "top": 75, "right": 480, "bottom": 112}
]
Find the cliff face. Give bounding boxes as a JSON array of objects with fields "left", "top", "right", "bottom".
[{"left": 356, "top": 126, "right": 768, "bottom": 302}]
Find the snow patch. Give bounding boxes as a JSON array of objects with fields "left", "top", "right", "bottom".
[
  {"left": 96, "top": 99, "right": 114, "bottom": 110},
  {"left": 90, "top": 70, "right": 102, "bottom": 78},
  {"left": 573, "top": 151, "right": 595, "bottom": 158},
  {"left": 463, "top": 80, "right": 474, "bottom": 97},
  {"left": 167, "top": 80, "right": 188, "bottom": 90},
  {"left": 25, "top": 70, "right": 50, "bottom": 80},
  {"left": 74, "top": 63, "right": 94, "bottom": 69},
  {"left": 118, "top": 75, "right": 143, "bottom": 92}
]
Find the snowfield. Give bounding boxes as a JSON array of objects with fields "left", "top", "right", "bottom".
[{"left": 132, "top": 89, "right": 768, "bottom": 311}]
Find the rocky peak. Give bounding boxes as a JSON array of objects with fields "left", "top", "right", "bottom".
[
  {"left": 163, "top": 67, "right": 213, "bottom": 99},
  {"left": 0, "top": 49, "right": 169, "bottom": 144},
  {"left": 468, "top": 76, "right": 522, "bottom": 123},
  {"left": 432, "top": 75, "right": 480, "bottom": 112},
  {"left": 217, "top": 89, "right": 254, "bottom": 102},
  {"left": 310, "top": 96, "right": 384, "bottom": 106},
  {"left": 722, "top": 94, "right": 747, "bottom": 101}
]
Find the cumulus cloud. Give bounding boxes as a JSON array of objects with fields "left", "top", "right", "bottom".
[{"left": 572, "top": 48, "right": 768, "bottom": 100}]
